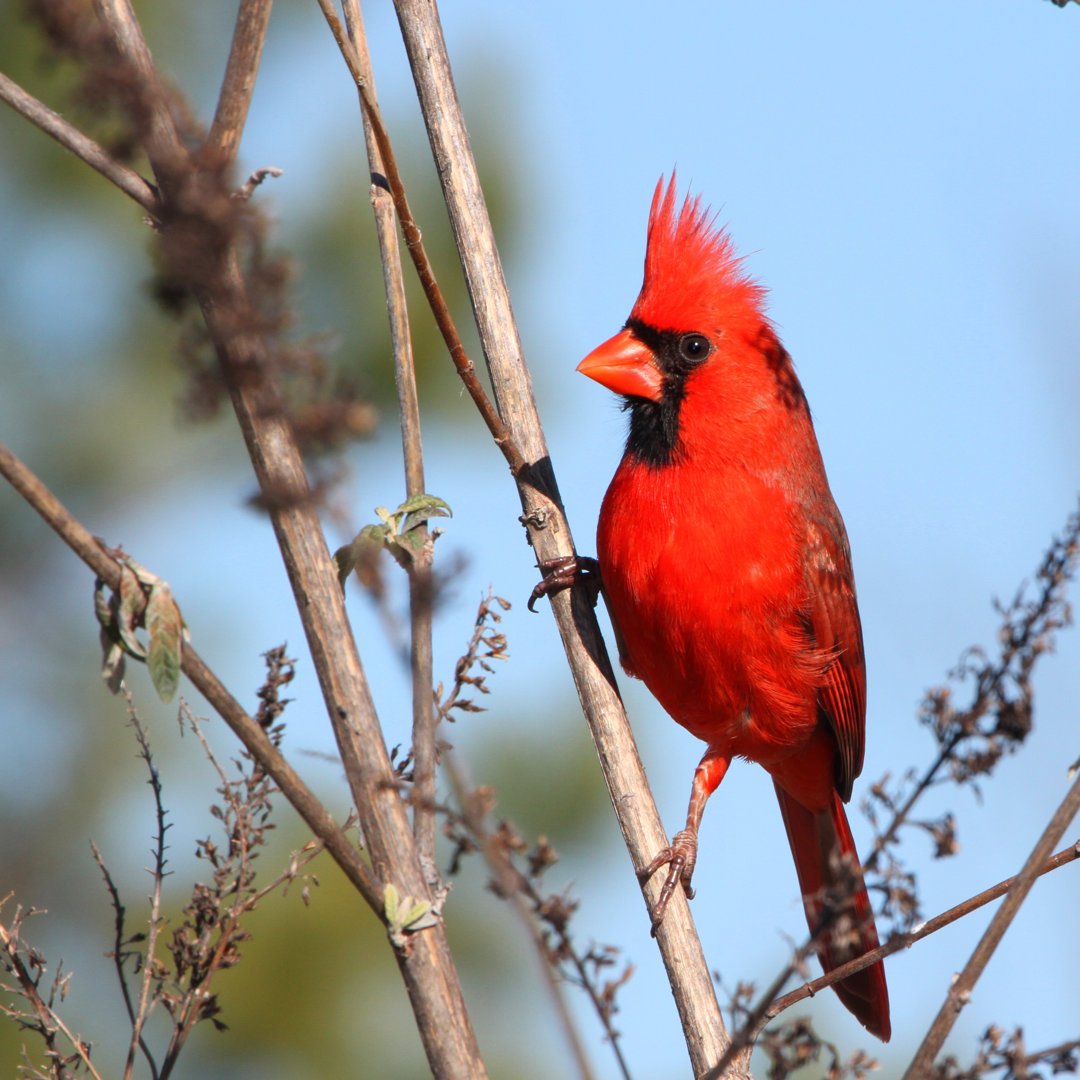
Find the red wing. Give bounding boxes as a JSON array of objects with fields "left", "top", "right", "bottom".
[{"left": 803, "top": 510, "right": 866, "bottom": 801}]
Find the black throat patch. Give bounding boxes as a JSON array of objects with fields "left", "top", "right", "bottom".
[{"left": 622, "top": 318, "right": 708, "bottom": 468}]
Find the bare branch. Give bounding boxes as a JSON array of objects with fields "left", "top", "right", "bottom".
[
  {"left": 314, "top": 0, "right": 529, "bottom": 479},
  {"left": 770, "top": 841, "right": 1080, "bottom": 1018},
  {"left": 123, "top": 705, "right": 167, "bottom": 1080},
  {"left": 338, "top": 0, "right": 439, "bottom": 870},
  {"left": 390, "top": 2, "right": 735, "bottom": 1074},
  {"left": 903, "top": 770, "right": 1080, "bottom": 1078},
  {"left": 90, "top": 0, "right": 190, "bottom": 187},
  {"left": 0, "top": 70, "right": 159, "bottom": 213},
  {"left": 76, "top": 3, "right": 488, "bottom": 1069},
  {"left": 206, "top": 0, "right": 274, "bottom": 168}
]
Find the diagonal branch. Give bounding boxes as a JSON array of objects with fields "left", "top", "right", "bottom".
[
  {"left": 0, "top": 438, "right": 380, "bottom": 915},
  {"left": 771, "top": 841, "right": 1079, "bottom": 1019},
  {"left": 0, "top": 70, "right": 160, "bottom": 213},
  {"left": 91, "top": 0, "right": 189, "bottom": 186},
  {"left": 902, "top": 770, "right": 1080, "bottom": 1078},
  {"left": 84, "top": 5, "right": 487, "bottom": 1073}
]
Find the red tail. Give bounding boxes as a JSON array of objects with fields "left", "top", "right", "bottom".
[{"left": 774, "top": 783, "right": 891, "bottom": 1042}]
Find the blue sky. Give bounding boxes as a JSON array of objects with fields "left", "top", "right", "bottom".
[{"left": 2, "top": 1, "right": 1079, "bottom": 1076}]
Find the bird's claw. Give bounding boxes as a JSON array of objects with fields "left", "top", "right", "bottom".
[
  {"left": 528, "top": 554, "right": 602, "bottom": 613},
  {"left": 640, "top": 829, "right": 699, "bottom": 934}
]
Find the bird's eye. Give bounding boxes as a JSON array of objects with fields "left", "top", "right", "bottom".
[{"left": 678, "top": 333, "right": 711, "bottom": 363}]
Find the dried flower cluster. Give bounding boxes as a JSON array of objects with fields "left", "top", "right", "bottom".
[
  {"left": 0, "top": 656, "right": 321, "bottom": 1080},
  {"left": 434, "top": 590, "right": 511, "bottom": 724},
  {"left": 932, "top": 1026, "right": 1080, "bottom": 1080},
  {"left": 860, "top": 506, "right": 1080, "bottom": 942}
]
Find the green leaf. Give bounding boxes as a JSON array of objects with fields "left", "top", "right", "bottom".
[
  {"left": 383, "top": 883, "right": 437, "bottom": 948},
  {"left": 332, "top": 543, "right": 355, "bottom": 587},
  {"left": 146, "top": 582, "right": 183, "bottom": 702},
  {"left": 399, "top": 494, "right": 452, "bottom": 535},
  {"left": 334, "top": 524, "right": 390, "bottom": 586},
  {"left": 398, "top": 493, "right": 452, "bottom": 517},
  {"left": 401, "top": 899, "right": 435, "bottom": 930},
  {"left": 359, "top": 522, "right": 390, "bottom": 545},
  {"left": 383, "top": 883, "right": 400, "bottom": 925}
]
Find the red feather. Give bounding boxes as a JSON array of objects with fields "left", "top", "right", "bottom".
[{"left": 581, "top": 176, "right": 890, "bottom": 1041}]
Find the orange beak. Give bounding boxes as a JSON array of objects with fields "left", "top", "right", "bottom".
[{"left": 577, "top": 328, "right": 663, "bottom": 403}]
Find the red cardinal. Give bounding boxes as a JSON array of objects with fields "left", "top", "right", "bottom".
[{"left": 578, "top": 177, "right": 890, "bottom": 1040}]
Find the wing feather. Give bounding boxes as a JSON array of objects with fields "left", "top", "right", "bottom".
[{"left": 803, "top": 509, "right": 866, "bottom": 801}]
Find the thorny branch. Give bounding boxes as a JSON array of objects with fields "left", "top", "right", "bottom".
[{"left": 114, "top": 698, "right": 168, "bottom": 1080}]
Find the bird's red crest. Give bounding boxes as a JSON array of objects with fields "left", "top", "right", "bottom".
[{"left": 631, "top": 176, "right": 767, "bottom": 334}]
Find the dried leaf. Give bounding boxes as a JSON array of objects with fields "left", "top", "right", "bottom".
[
  {"left": 100, "top": 627, "right": 126, "bottom": 693},
  {"left": 117, "top": 562, "right": 147, "bottom": 659}
]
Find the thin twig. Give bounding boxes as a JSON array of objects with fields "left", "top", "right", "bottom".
[
  {"left": 442, "top": 752, "right": 607, "bottom": 1080},
  {"left": 768, "top": 841, "right": 1079, "bottom": 1023},
  {"left": 339, "top": 0, "right": 438, "bottom": 871},
  {"left": 706, "top": 835, "right": 1079, "bottom": 1073},
  {"left": 91, "top": 841, "right": 151, "bottom": 1072},
  {"left": 314, "top": 0, "right": 529, "bottom": 479},
  {"left": 0, "top": 70, "right": 160, "bottom": 213},
  {"left": 125, "top": 705, "right": 168, "bottom": 1080},
  {"left": 0, "top": 909, "right": 107, "bottom": 1080},
  {"left": 205, "top": 0, "right": 274, "bottom": 168},
  {"left": 867, "top": 504, "right": 1079, "bottom": 875},
  {"left": 903, "top": 771, "right": 1080, "bottom": 1078}
]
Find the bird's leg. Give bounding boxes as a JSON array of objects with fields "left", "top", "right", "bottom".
[
  {"left": 640, "top": 749, "right": 729, "bottom": 932},
  {"left": 528, "top": 554, "right": 602, "bottom": 612}
]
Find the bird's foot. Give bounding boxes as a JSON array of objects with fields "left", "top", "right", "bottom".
[
  {"left": 528, "top": 554, "right": 602, "bottom": 612},
  {"left": 639, "top": 828, "right": 699, "bottom": 934}
]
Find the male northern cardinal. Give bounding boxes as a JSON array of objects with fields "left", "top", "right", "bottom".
[{"left": 575, "top": 177, "right": 890, "bottom": 1040}]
